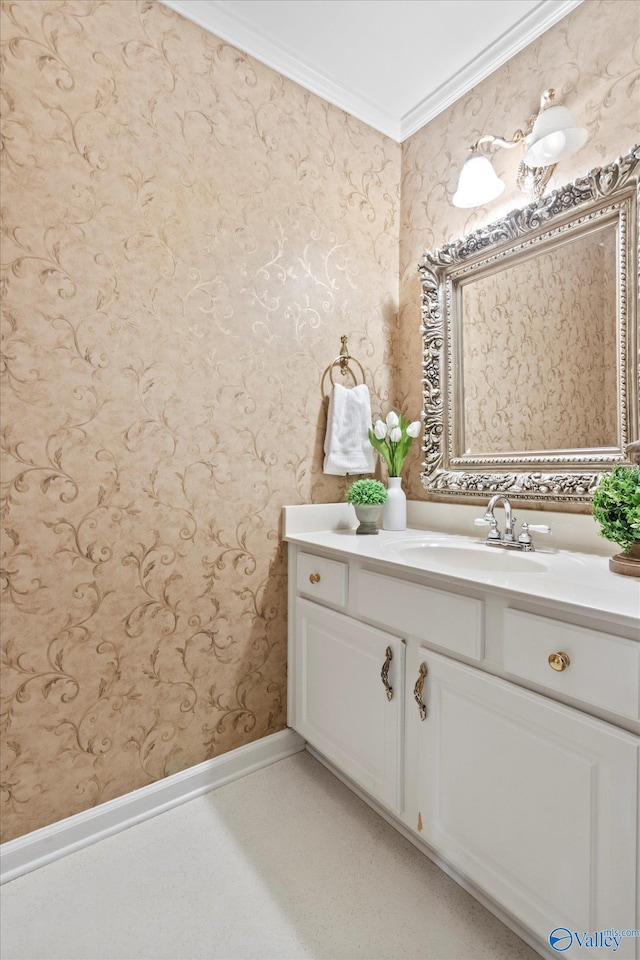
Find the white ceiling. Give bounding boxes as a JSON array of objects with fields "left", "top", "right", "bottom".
[{"left": 161, "top": 0, "right": 582, "bottom": 141}]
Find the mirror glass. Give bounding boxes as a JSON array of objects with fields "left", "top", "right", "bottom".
[
  {"left": 459, "top": 222, "right": 618, "bottom": 456},
  {"left": 419, "top": 146, "right": 639, "bottom": 504}
]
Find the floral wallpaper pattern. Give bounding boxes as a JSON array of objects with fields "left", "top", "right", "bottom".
[
  {"left": 461, "top": 228, "right": 618, "bottom": 453},
  {"left": 397, "top": 0, "right": 640, "bottom": 498},
  {"left": 0, "top": 0, "right": 400, "bottom": 841},
  {"left": 1, "top": 0, "right": 638, "bottom": 844}
]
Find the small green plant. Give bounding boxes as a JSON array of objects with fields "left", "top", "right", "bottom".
[
  {"left": 347, "top": 478, "right": 388, "bottom": 505},
  {"left": 592, "top": 465, "right": 640, "bottom": 552}
]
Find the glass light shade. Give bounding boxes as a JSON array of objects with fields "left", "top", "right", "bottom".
[
  {"left": 452, "top": 153, "right": 505, "bottom": 208},
  {"left": 522, "top": 104, "right": 587, "bottom": 167}
]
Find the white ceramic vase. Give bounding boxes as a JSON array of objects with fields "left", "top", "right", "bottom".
[{"left": 383, "top": 477, "right": 406, "bottom": 531}]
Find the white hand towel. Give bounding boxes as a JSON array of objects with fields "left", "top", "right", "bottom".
[{"left": 323, "top": 383, "right": 376, "bottom": 475}]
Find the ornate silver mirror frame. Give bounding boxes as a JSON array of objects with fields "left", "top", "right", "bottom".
[{"left": 419, "top": 146, "right": 639, "bottom": 504}]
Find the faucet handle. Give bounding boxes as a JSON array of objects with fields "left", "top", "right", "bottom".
[
  {"left": 518, "top": 521, "right": 551, "bottom": 546},
  {"left": 475, "top": 516, "right": 501, "bottom": 540},
  {"left": 474, "top": 508, "right": 497, "bottom": 527}
]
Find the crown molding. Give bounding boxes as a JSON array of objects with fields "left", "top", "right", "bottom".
[
  {"left": 160, "top": 0, "right": 582, "bottom": 144},
  {"left": 400, "top": 0, "right": 583, "bottom": 140}
]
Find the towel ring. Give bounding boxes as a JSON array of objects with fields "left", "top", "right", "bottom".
[
  {"left": 322, "top": 335, "right": 366, "bottom": 394},
  {"left": 328, "top": 354, "right": 365, "bottom": 386}
]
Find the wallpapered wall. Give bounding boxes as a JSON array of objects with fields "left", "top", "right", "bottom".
[
  {"left": 0, "top": 0, "right": 400, "bottom": 841},
  {"left": 1, "top": 0, "right": 638, "bottom": 844},
  {"left": 398, "top": 0, "right": 640, "bottom": 497},
  {"left": 462, "top": 229, "right": 617, "bottom": 453}
]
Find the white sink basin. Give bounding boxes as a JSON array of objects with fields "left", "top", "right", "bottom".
[{"left": 387, "top": 539, "right": 548, "bottom": 574}]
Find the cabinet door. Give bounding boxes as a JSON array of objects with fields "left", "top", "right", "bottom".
[
  {"left": 295, "top": 599, "right": 405, "bottom": 813},
  {"left": 411, "top": 648, "right": 639, "bottom": 959}
]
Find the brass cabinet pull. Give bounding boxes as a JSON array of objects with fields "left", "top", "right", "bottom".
[
  {"left": 308, "top": 573, "right": 321, "bottom": 584},
  {"left": 381, "top": 646, "right": 393, "bottom": 701},
  {"left": 548, "top": 651, "right": 570, "bottom": 672},
  {"left": 414, "top": 663, "right": 427, "bottom": 720}
]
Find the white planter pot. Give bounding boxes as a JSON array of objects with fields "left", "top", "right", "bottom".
[{"left": 353, "top": 503, "right": 382, "bottom": 535}]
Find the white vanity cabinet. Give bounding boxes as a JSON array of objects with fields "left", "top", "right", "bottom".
[
  {"left": 410, "top": 647, "right": 638, "bottom": 958},
  {"left": 295, "top": 599, "right": 405, "bottom": 814},
  {"left": 287, "top": 535, "right": 640, "bottom": 960}
]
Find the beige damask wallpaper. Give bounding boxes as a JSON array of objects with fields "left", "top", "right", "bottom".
[
  {"left": 0, "top": 0, "right": 400, "bottom": 841},
  {"left": 398, "top": 0, "right": 640, "bottom": 497},
  {"left": 1, "top": 0, "right": 638, "bottom": 844},
  {"left": 461, "top": 228, "right": 618, "bottom": 453}
]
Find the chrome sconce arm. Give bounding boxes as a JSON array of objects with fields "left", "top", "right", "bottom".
[{"left": 469, "top": 131, "right": 526, "bottom": 152}]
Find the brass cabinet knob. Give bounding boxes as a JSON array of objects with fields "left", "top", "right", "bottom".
[
  {"left": 548, "top": 651, "right": 570, "bottom": 672},
  {"left": 309, "top": 573, "right": 321, "bottom": 584}
]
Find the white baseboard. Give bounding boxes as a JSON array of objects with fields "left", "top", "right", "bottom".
[{"left": 0, "top": 729, "right": 305, "bottom": 885}]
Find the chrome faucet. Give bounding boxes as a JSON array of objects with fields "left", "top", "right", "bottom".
[{"left": 474, "top": 494, "right": 551, "bottom": 551}]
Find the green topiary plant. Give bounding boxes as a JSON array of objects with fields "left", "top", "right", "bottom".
[
  {"left": 347, "top": 478, "right": 388, "bottom": 505},
  {"left": 592, "top": 465, "right": 640, "bottom": 553}
]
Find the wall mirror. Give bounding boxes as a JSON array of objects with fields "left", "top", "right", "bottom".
[{"left": 419, "top": 146, "right": 639, "bottom": 505}]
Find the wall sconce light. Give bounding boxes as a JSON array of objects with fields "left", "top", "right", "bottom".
[{"left": 452, "top": 89, "right": 587, "bottom": 208}]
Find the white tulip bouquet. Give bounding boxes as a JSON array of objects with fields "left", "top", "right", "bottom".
[{"left": 368, "top": 411, "right": 421, "bottom": 477}]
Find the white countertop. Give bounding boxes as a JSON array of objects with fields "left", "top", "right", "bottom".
[{"left": 283, "top": 505, "right": 640, "bottom": 634}]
